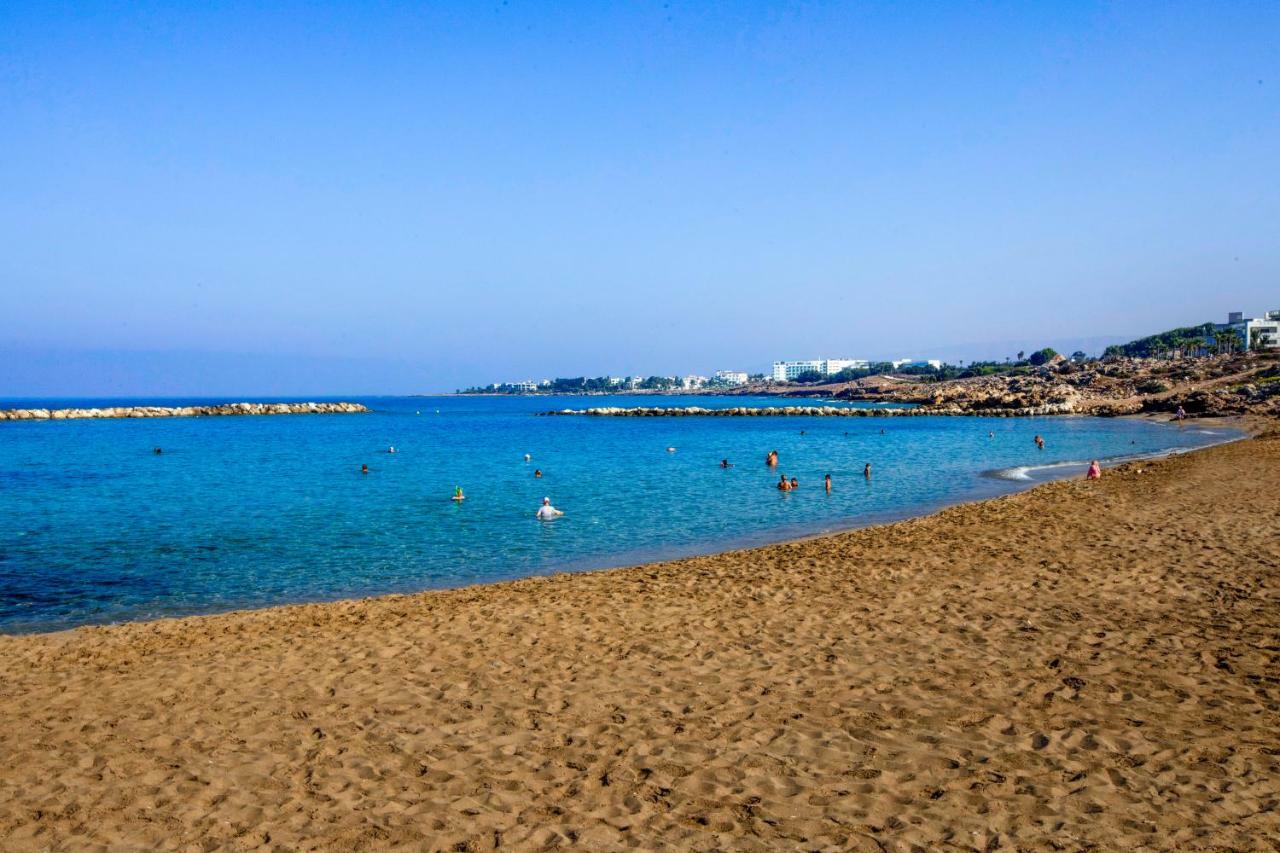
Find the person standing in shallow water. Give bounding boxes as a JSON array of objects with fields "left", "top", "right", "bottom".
[
  {"left": 825, "top": 474, "right": 832, "bottom": 492},
  {"left": 864, "top": 462, "right": 872, "bottom": 479}
]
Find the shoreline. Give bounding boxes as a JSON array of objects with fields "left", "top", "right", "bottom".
[{"left": 1, "top": 428, "right": 1277, "bottom": 847}]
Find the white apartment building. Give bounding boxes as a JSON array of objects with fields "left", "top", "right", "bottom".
[
  {"left": 771, "top": 359, "right": 869, "bottom": 382},
  {"left": 1222, "top": 310, "right": 1280, "bottom": 351},
  {"left": 681, "top": 375, "right": 709, "bottom": 389},
  {"left": 713, "top": 370, "right": 749, "bottom": 386},
  {"left": 512, "top": 380, "right": 538, "bottom": 392},
  {"left": 891, "top": 359, "right": 943, "bottom": 370}
]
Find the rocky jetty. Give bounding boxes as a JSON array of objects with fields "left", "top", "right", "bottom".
[
  {"left": 544, "top": 402, "right": 1079, "bottom": 418},
  {"left": 0, "top": 401, "right": 369, "bottom": 422}
]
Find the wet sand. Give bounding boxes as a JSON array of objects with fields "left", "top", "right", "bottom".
[{"left": 1, "top": 430, "right": 1278, "bottom": 850}]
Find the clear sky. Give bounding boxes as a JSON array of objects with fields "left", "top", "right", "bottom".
[{"left": 2, "top": 1, "right": 1277, "bottom": 395}]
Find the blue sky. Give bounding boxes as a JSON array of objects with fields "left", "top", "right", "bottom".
[{"left": 1, "top": 1, "right": 1277, "bottom": 395}]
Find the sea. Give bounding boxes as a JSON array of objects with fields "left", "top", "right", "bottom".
[{"left": 0, "top": 395, "right": 1239, "bottom": 634}]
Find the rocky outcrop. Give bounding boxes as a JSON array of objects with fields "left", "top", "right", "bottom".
[
  {"left": 829, "top": 353, "right": 1280, "bottom": 420},
  {"left": 0, "top": 402, "right": 369, "bottom": 421}
]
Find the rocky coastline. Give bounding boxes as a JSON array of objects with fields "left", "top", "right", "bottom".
[{"left": 0, "top": 401, "right": 369, "bottom": 422}]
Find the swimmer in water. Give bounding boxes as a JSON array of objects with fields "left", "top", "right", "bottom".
[
  {"left": 153, "top": 447, "right": 163, "bottom": 455},
  {"left": 452, "top": 486, "right": 465, "bottom": 502},
  {"left": 766, "top": 450, "right": 779, "bottom": 467},
  {"left": 361, "top": 464, "right": 369, "bottom": 474},
  {"left": 777, "top": 474, "right": 790, "bottom": 492},
  {"left": 790, "top": 477, "right": 799, "bottom": 490},
  {"left": 534, "top": 468, "right": 543, "bottom": 478},
  {"left": 864, "top": 462, "right": 872, "bottom": 479},
  {"left": 535, "top": 497, "right": 563, "bottom": 520},
  {"left": 1086, "top": 460, "right": 1101, "bottom": 480},
  {"left": 524, "top": 453, "right": 531, "bottom": 462},
  {"left": 720, "top": 459, "right": 732, "bottom": 468},
  {"left": 388, "top": 446, "right": 396, "bottom": 454},
  {"left": 1034, "top": 434, "right": 1045, "bottom": 449},
  {"left": 825, "top": 473, "right": 832, "bottom": 492},
  {"left": 988, "top": 432, "right": 994, "bottom": 439},
  {"left": 666, "top": 447, "right": 676, "bottom": 453}
]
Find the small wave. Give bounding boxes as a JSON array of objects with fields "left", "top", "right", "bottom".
[{"left": 988, "top": 460, "right": 1089, "bottom": 481}]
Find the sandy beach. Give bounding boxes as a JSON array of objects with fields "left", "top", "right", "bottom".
[{"left": 1, "top": 428, "right": 1277, "bottom": 851}]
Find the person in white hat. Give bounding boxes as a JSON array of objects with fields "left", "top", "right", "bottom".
[{"left": 535, "top": 496, "right": 564, "bottom": 521}]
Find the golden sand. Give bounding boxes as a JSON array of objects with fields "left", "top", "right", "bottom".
[{"left": 1, "top": 431, "right": 1278, "bottom": 850}]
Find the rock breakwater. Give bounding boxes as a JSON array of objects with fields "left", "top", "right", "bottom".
[
  {"left": 0, "top": 402, "right": 369, "bottom": 422},
  {"left": 543, "top": 402, "right": 1079, "bottom": 418}
]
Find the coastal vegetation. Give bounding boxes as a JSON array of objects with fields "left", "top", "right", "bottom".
[{"left": 1103, "top": 322, "right": 1243, "bottom": 359}]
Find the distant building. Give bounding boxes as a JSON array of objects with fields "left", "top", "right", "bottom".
[
  {"left": 713, "top": 370, "right": 749, "bottom": 386},
  {"left": 512, "top": 380, "right": 538, "bottom": 392},
  {"left": 1220, "top": 310, "right": 1279, "bottom": 351},
  {"left": 771, "top": 359, "right": 868, "bottom": 382},
  {"left": 681, "top": 375, "right": 709, "bottom": 389},
  {"left": 891, "top": 359, "right": 943, "bottom": 370}
]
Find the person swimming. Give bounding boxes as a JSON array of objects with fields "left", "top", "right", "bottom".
[
  {"left": 535, "top": 497, "right": 563, "bottom": 520},
  {"left": 720, "top": 459, "right": 733, "bottom": 468},
  {"left": 361, "top": 464, "right": 369, "bottom": 474},
  {"left": 388, "top": 446, "right": 396, "bottom": 454},
  {"left": 766, "top": 450, "right": 779, "bottom": 467},
  {"left": 666, "top": 447, "right": 676, "bottom": 453},
  {"left": 825, "top": 473, "right": 832, "bottom": 492},
  {"left": 777, "top": 474, "right": 790, "bottom": 491},
  {"left": 1086, "top": 460, "right": 1102, "bottom": 480},
  {"left": 153, "top": 447, "right": 163, "bottom": 455},
  {"left": 863, "top": 462, "right": 872, "bottom": 478},
  {"left": 524, "top": 453, "right": 532, "bottom": 462},
  {"left": 534, "top": 468, "right": 543, "bottom": 478},
  {"left": 452, "top": 486, "right": 465, "bottom": 502},
  {"left": 789, "top": 477, "right": 798, "bottom": 490}
]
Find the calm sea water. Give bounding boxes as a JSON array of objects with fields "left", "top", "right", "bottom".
[{"left": 0, "top": 395, "right": 1237, "bottom": 633}]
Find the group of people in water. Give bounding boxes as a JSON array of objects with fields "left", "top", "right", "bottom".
[
  {"left": 763, "top": 448, "right": 872, "bottom": 494},
  {"left": 353, "top": 424, "right": 1107, "bottom": 520}
]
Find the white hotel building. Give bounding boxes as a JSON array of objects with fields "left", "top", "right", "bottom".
[
  {"left": 714, "top": 370, "right": 749, "bottom": 386},
  {"left": 1221, "top": 310, "right": 1280, "bottom": 351},
  {"left": 771, "top": 359, "right": 868, "bottom": 382}
]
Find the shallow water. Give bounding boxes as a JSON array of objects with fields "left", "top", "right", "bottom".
[{"left": 0, "top": 395, "right": 1237, "bottom": 633}]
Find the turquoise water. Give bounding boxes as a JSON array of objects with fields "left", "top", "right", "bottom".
[{"left": 0, "top": 395, "right": 1236, "bottom": 634}]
